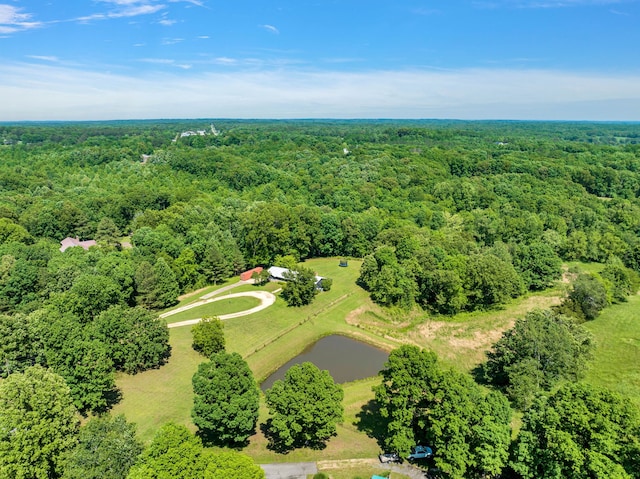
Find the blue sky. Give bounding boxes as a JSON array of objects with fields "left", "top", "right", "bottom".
[{"left": 1, "top": 0, "right": 639, "bottom": 120}]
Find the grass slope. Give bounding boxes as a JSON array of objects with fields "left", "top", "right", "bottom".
[
  {"left": 584, "top": 294, "right": 640, "bottom": 406},
  {"left": 165, "top": 296, "right": 262, "bottom": 324},
  {"left": 113, "top": 258, "right": 640, "bottom": 464}
]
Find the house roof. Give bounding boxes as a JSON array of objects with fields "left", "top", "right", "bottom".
[
  {"left": 60, "top": 237, "right": 97, "bottom": 252},
  {"left": 267, "top": 266, "right": 291, "bottom": 279}
]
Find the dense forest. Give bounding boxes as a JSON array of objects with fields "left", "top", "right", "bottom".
[{"left": 1, "top": 120, "right": 640, "bottom": 478}]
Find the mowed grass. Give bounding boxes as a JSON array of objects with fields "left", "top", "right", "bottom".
[
  {"left": 110, "top": 326, "right": 205, "bottom": 443},
  {"left": 165, "top": 296, "right": 262, "bottom": 324},
  {"left": 113, "top": 258, "right": 640, "bottom": 463},
  {"left": 584, "top": 293, "right": 640, "bottom": 407},
  {"left": 114, "top": 258, "right": 397, "bottom": 450}
]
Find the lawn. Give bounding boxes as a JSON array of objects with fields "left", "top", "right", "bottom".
[
  {"left": 164, "top": 295, "right": 262, "bottom": 324},
  {"left": 584, "top": 293, "right": 640, "bottom": 406},
  {"left": 112, "top": 258, "right": 640, "bottom": 463},
  {"left": 111, "top": 325, "right": 204, "bottom": 443}
]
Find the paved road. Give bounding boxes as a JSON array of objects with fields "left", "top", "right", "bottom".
[
  {"left": 261, "top": 462, "right": 318, "bottom": 479},
  {"left": 261, "top": 459, "right": 427, "bottom": 479}
]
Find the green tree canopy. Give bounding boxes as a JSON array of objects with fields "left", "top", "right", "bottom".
[
  {"left": 512, "top": 241, "right": 563, "bottom": 291},
  {"left": 484, "top": 308, "right": 595, "bottom": 408},
  {"left": 191, "top": 352, "right": 259, "bottom": 446},
  {"left": 201, "top": 451, "right": 265, "bottom": 479},
  {"left": 281, "top": 266, "right": 319, "bottom": 307},
  {"left": 511, "top": 382, "right": 640, "bottom": 479},
  {"left": 63, "top": 414, "right": 143, "bottom": 479},
  {"left": 0, "top": 366, "right": 79, "bottom": 479},
  {"left": 560, "top": 273, "right": 609, "bottom": 321},
  {"left": 265, "top": 362, "right": 344, "bottom": 450},
  {"left": 0, "top": 313, "right": 39, "bottom": 377},
  {"left": 126, "top": 423, "right": 206, "bottom": 479},
  {"left": 93, "top": 305, "right": 170, "bottom": 374},
  {"left": 191, "top": 316, "right": 225, "bottom": 358},
  {"left": 374, "top": 345, "right": 511, "bottom": 479}
]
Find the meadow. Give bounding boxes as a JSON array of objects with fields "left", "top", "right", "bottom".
[{"left": 112, "top": 257, "right": 640, "bottom": 469}]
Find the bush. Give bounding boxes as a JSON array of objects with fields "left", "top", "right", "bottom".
[
  {"left": 320, "top": 278, "right": 333, "bottom": 291},
  {"left": 192, "top": 317, "right": 225, "bottom": 357}
]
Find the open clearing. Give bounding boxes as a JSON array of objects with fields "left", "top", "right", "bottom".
[
  {"left": 113, "top": 258, "right": 639, "bottom": 465},
  {"left": 584, "top": 293, "right": 640, "bottom": 407}
]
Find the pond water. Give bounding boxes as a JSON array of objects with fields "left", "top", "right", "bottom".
[{"left": 261, "top": 334, "right": 389, "bottom": 390}]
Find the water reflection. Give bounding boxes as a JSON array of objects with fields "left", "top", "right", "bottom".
[{"left": 261, "top": 335, "right": 389, "bottom": 390}]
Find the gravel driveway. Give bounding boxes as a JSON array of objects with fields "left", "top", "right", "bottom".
[{"left": 261, "top": 462, "right": 318, "bottom": 479}]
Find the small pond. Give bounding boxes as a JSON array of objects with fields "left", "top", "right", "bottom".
[{"left": 261, "top": 334, "right": 389, "bottom": 390}]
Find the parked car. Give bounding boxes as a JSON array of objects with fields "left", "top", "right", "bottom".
[
  {"left": 378, "top": 452, "right": 401, "bottom": 463},
  {"left": 407, "top": 445, "right": 433, "bottom": 461}
]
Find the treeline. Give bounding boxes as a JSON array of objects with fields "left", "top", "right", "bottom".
[
  {"left": 1, "top": 121, "right": 640, "bottom": 411},
  {"left": 2, "top": 121, "right": 640, "bottom": 314}
]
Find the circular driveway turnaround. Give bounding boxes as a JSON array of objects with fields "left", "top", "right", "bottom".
[{"left": 164, "top": 290, "right": 276, "bottom": 328}]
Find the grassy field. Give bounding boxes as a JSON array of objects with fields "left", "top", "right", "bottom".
[
  {"left": 584, "top": 293, "right": 640, "bottom": 406},
  {"left": 164, "top": 295, "right": 262, "bottom": 324},
  {"left": 111, "top": 326, "right": 203, "bottom": 442},
  {"left": 112, "top": 258, "right": 640, "bottom": 465}
]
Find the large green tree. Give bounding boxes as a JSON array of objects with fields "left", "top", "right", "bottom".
[
  {"left": 375, "top": 345, "right": 512, "bottom": 479},
  {"left": 511, "top": 383, "right": 640, "bottom": 479},
  {"left": 281, "top": 267, "right": 319, "bottom": 307},
  {"left": 93, "top": 305, "right": 170, "bottom": 374},
  {"left": 126, "top": 423, "right": 206, "bottom": 479},
  {"left": 201, "top": 451, "right": 265, "bottom": 479},
  {"left": 561, "top": 273, "right": 609, "bottom": 321},
  {"left": 0, "top": 366, "right": 79, "bottom": 479},
  {"left": 0, "top": 313, "right": 40, "bottom": 377},
  {"left": 63, "top": 414, "right": 143, "bottom": 479},
  {"left": 265, "top": 362, "right": 344, "bottom": 450},
  {"left": 191, "top": 316, "right": 225, "bottom": 358},
  {"left": 192, "top": 352, "right": 259, "bottom": 446},
  {"left": 512, "top": 242, "right": 563, "bottom": 291},
  {"left": 37, "top": 312, "right": 117, "bottom": 413},
  {"left": 485, "top": 308, "right": 594, "bottom": 408}
]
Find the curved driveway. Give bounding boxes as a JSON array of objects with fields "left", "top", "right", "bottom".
[{"left": 164, "top": 290, "right": 276, "bottom": 328}]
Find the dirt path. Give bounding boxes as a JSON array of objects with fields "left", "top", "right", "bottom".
[{"left": 166, "top": 291, "right": 276, "bottom": 328}]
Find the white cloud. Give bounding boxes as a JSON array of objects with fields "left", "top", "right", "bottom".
[
  {"left": 169, "top": 0, "right": 206, "bottom": 6},
  {"left": 0, "top": 4, "right": 42, "bottom": 33},
  {"left": 139, "top": 58, "right": 176, "bottom": 64},
  {"left": 77, "top": 1, "right": 165, "bottom": 22},
  {"left": 161, "top": 37, "right": 184, "bottom": 44},
  {"left": 0, "top": 4, "right": 30, "bottom": 23},
  {"left": 27, "top": 55, "right": 60, "bottom": 62},
  {"left": 214, "top": 57, "right": 238, "bottom": 65},
  {"left": 139, "top": 57, "right": 192, "bottom": 69},
  {"left": 261, "top": 24, "right": 280, "bottom": 34},
  {"left": 489, "top": 0, "right": 631, "bottom": 6},
  {"left": 1, "top": 63, "right": 639, "bottom": 121},
  {"left": 158, "top": 18, "right": 177, "bottom": 25}
]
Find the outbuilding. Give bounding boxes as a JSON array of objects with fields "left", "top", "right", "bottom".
[{"left": 240, "top": 267, "right": 263, "bottom": 281}]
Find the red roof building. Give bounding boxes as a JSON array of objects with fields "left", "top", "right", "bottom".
[{"left": 240, "top": 267, "right": 263, "bottom": 281}]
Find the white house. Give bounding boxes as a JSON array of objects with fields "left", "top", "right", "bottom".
[{"left": 267, "top": 266, "right": 325, "bottom": 289}]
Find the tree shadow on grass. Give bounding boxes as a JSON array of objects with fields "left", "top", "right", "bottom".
[
  {"left": 470, "top": 362, "right": 490, "bottom": 386},
  {"left": 196, "top": 429, "right": 251, "bottom": 449},
  {"left": 81, "top": 386, "right": 122, "bottom": 417},
  {"left": 354, "top": 399, "right": 389, "bottom": 450},
  {"left": 260, "top": 420, "right": 329, "bottom": 454}
]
